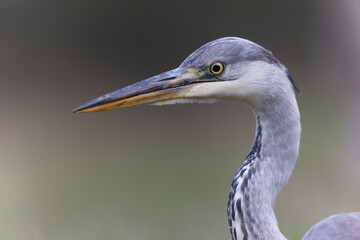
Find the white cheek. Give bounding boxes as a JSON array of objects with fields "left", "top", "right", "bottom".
[
  {"left": 185, "top": 61, "right": 289, "bottom": 105},
  {"left": 184, "top": 80, "right": 254, "bottom": 101}
]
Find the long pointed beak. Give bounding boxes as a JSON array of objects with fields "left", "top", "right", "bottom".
[{"left": 73, "top": 68, "right": 204, "bottom": 113}]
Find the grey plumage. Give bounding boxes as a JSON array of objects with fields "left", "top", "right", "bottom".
[
  {"left": 303, "top": 212, "right": 360, "bottom": 240},
  {"left": 74, "top": 37, "right": 360, "bottom": 240},
  {"left": 181, "top": 37, "right": 280, "bottom": 67}
]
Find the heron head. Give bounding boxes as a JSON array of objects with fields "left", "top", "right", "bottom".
[{"left": 73, "top": 37, "right": 298, "bottom": 113}]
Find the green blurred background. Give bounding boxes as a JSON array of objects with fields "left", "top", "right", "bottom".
[{"left": 1, "top": 0, "right": 359, "bottom": 239}]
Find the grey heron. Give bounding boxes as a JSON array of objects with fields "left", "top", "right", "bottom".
[{"left": 73, "top": 37, "right": 360, "bottom": 240}]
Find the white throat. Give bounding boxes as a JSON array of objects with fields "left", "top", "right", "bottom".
[{"left": 227, "top": 71, "right": 301, "bottom": 240}]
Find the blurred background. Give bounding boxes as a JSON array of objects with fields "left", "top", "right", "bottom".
[{"left": 1, "top": 0, "right": 360, "bottom": 239}]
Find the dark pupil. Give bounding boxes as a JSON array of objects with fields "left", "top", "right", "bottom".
[{"left": 212, "top": 64, "right": 221, "bottom": 73}]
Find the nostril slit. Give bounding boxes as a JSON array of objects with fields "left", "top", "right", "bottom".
[{"left": 158, "top": 76, "right": 177, "bottom": 82}]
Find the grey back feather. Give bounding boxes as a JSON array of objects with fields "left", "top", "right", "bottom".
[{"left": 303, "top": 212, "right": 360, "bottom": 240}]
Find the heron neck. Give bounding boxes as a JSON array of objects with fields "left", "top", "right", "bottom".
[{"left": 228, "top": 91, "right": 301, "bottom": 240}]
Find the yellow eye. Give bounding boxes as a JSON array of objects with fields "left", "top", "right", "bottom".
[{"left": 209, "top": 62, "right": 224, "bottom": 75}]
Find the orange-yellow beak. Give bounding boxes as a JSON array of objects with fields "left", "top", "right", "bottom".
[{"left": 73, "top": 68, "right": 204, "bottom": 113}]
